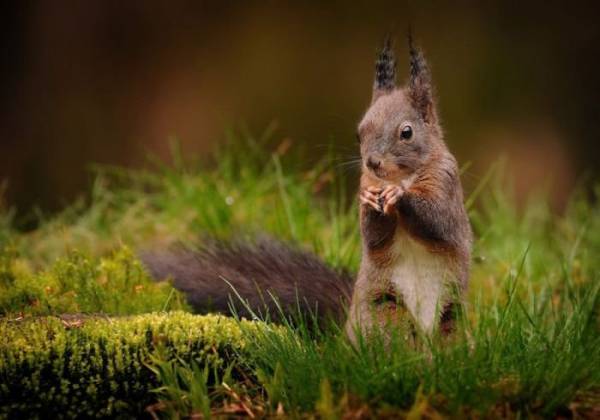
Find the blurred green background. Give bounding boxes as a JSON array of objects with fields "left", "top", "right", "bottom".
[{"left": 2, "top": 1, "right": 599, "bottom": 223}]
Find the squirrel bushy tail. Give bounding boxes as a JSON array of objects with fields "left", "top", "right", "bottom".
[{"left": 140, "top": 238, "right": 353, "bottom": 324}]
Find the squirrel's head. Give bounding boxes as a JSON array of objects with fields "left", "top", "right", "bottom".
[{"left": 357, "top": 36, "right": 441, "bottom": 182}]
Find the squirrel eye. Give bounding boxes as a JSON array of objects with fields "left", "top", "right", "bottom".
[{"left": 400, "top": 125, "right": 413, "bottom": 140}]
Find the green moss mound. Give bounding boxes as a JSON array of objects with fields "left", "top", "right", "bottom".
[
  {"left": 0, "top": 246, "right": 189, "bottom": 316},
  {"left": 0, "top": 312, "right": 255, "bottom": 418}
]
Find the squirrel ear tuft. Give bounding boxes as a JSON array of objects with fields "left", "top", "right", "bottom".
[
  {"left": 408, "top": 34, "right": 436, "bottom": 123},
  {"left": 372, "top": 37, "right": 396, "bottom": 103}
]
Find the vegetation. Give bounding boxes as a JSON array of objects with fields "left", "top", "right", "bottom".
[
  {"left": 0, "top": 312, "right": 254, "bottom": 418},
  {"left": 0, "top": 132, "right": 598, "bottom": 417},
  {"left": 0, "top": 247, "right": 187, "bottom": 317}
]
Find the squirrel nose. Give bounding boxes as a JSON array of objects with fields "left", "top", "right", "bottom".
[{"left": 366, "top": 156, "right": 382, "bottom": 171}]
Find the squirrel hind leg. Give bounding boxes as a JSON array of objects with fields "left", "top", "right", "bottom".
[{"left": 439, "top": 301, "right": 457, "bottom": 336}]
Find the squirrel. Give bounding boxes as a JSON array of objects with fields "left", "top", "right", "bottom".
[
  {"left": 141, "top": 37, "right": 472, "bottom": 342},
  {"left": 345, "top": 37, "right": 472, "bottom": 342}
]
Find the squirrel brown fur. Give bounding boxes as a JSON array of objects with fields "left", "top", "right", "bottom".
[{"left": 141, "top": 37, "right": 472, "bottom": 342}]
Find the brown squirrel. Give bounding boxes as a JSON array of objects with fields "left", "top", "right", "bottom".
[
  {"left": 346, "top": 37, "right": 472, "bottom": 341},
  {"left": 142, "top": 37, "right": 472, "bottom": 341}
]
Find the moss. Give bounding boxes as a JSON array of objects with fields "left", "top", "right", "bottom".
[
  {"left": 0, "top": 246, "right": 189, "bottom": 316},
  {"left": 0, "top": 311, "right": 256, "bottom": 418}
]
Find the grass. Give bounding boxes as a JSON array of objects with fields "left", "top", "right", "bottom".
[{"left": 0, "top": 129, "right": 598, "bottom": 418}]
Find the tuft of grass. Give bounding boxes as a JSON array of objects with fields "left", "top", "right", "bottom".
[
  {"left": 147, "top": 346, "right": 248, "bottom": 419},
  {"left": 240, "top": 274, "right": 598, "bottom": 416},
  {"left": 0, "top": 130, "right": 598, "bottom": 417},
  {"left": 5, "top": 130, "right": 358, "bottom": 272}
]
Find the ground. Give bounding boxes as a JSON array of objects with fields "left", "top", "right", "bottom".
[{"left": 1, "top": 135, "right": 598, "bottom": 418}]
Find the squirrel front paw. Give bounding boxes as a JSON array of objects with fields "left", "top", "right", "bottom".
[
  {"left": 381, "top": 184, "right": 405, "bottom": 215},
  {"left": 359, "top": 186, "right": 383, "bottom": 212}
]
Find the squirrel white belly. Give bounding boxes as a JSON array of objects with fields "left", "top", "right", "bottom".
[{"left": 389, "top": 230, "right": 453, "bottom": 332}]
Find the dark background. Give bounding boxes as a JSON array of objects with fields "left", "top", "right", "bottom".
[{"left": 2, "top": 1, "right": 599, "bottom": 223}]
